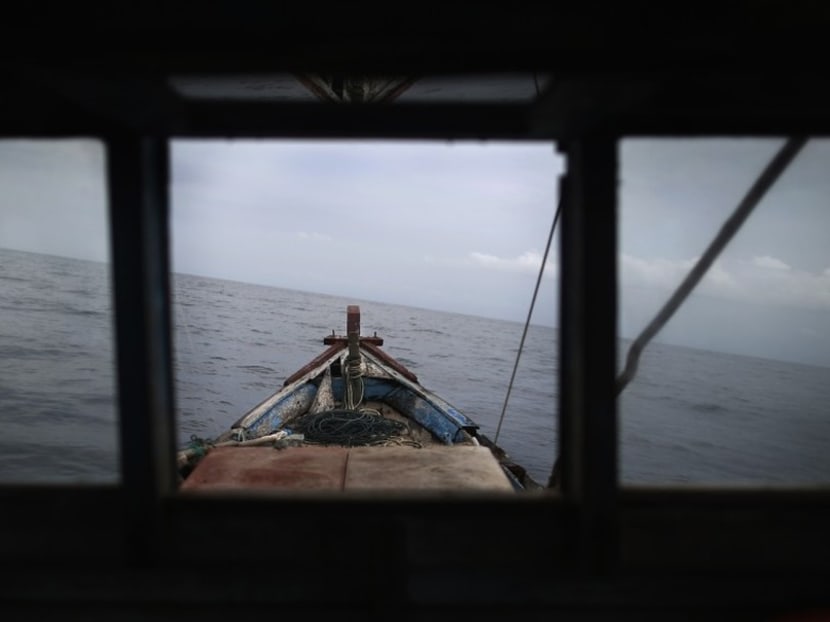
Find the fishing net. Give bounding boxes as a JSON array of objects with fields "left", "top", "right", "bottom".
[{"left": 291, "top": 408, "right": 412, "bottom": 447}]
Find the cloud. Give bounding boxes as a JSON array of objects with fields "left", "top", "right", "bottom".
[
  {"left": 468, "top": 250, "right": 556, "bottom": 276},
  {"left": 704, "top": 262, "right": 735, "bottom": 287},
  {"left": 621, "top": 253, "right": 830, "bottom": 310},
  {"left": 737, "top": 263, "right": 830, "bottom": 310},
  {"left": 620, "top": 254, "right": 735, "bottom": 292},
  {"left": 752, "top": 255, "right": 791, "bottom": 271}
]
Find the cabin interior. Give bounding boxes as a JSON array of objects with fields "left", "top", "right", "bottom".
[{"left": 2, "top": 3, "right": 829, "bottom": 620}]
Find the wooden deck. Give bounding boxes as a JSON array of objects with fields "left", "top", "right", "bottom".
[{"left": 179, "top": 445, "right": 515, "bottom": 493}]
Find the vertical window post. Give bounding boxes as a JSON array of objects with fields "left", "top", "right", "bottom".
[
  {"left": 107, "top": 134, "right": 176, "bottom": 561},
  {"left": 558, "top": 135, "right": 619, "bottom": 573}
]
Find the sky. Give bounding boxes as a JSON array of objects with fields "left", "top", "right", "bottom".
[{"left": 1, "top": 137, "right": 830, "bottom": 366}]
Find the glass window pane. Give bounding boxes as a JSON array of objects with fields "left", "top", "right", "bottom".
[
  {"left": 0, "top": 139, "right": 117, "bottom": 483},
  {"left": 619, "top": 138, "right": 830, "bottom": 486},
  {"left": 170, "top": 140, "right": 561, "bottom": 490}
]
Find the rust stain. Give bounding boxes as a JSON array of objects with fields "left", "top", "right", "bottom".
[{"left": 180, "top": 446, "right": 349, "bottom": 491}]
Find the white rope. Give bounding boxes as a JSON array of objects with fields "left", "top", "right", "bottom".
[{"left": 344, "top": 353, "right": 365, "bottom": 411}]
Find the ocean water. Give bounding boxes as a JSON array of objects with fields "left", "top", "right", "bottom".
[{"left": 2, "top": 247, "right": 830, "bottom": 487}]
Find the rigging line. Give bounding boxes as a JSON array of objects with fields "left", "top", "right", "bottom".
[
  {"left": 615, "top": 136, "right": 808, "bottom": 397},
  {"left": 494, "top": 184, "right": 564, "bottom": 444}
]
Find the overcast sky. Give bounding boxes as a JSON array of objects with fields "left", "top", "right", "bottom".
[
  {"left": 1, "top": 137, "right": 829, "bottom": 366},
  {"left": 170, "top": 139, "right": 562, "bottom": 325}
]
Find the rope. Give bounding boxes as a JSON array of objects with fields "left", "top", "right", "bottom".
[
  {"left": 494, "top": 183, "right": 563, "bottom": 444},
  {"left": 186, "top": 434, "right": 214, "bottom": 457},
  {"left": 292, "top": 409, "right": 417, "bottom": 447},
  {"left": 287, "top": 352, "right": 422, "bottom": 446},
  {"left": 344, "top": 354, "right": 365, "bottom": 410},
  {"left": 615, "top": 136, "right": 808, "bottom": 396}
]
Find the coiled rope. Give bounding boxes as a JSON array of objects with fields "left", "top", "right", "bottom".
[
  {"left": 292, "top": 409, "right": 419, "bottom": 447},
  {"left": 289, "top": 352, "right": 421, "bottom": 447},
  {"left": 344, "top": 355, "right": 365, "bottom": 411}
]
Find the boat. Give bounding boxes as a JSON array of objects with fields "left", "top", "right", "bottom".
[{"left": 176, "top": 304, "right": 545, "bottom": 494}]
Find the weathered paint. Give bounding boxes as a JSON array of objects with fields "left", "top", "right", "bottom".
[
  {"left": 228, "top": 336, "right": 478, "bottom": 446},
  {"left": 323, "top": 334, "right": 384, "bottom": 346},
  {"left": 346, "top": 305, "right": 361, "bottom": 334},
  {"left": 360, "top": 348, "right": 479, "bottom": 442},
  {"left": 346, "top": 306, "right": 361, "bottom": 364},
  {"left": 384, "top": 386, "right": 477, "bottom": 444},
  {"left": 230, "top": 348, "right": 344, "bottom": 431},
  {"left": 330, "top": 377, "right": 395, "bottom": 402},
  {"left": 327, "top": 375, "right": 477, "bottom": 444},
  {"left": 309, "top": 366, "right": 336, "bottom": 413},
  {"left": 245, "top": 382, "right": 317, "bottom": 437}
]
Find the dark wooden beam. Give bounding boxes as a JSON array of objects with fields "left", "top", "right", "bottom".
[
  {"left": 0, "top": 488, "right": 829, "bottom": 616},
  {"left": 2, "top": 85, "right": 830, "bottom": 140},
  {"left": 558, "top": 135, "right": 619, "bottom": 574},
  {"left": 107, "top": 134, "right": 177, "bottom": 562},
  {"left": 2, "top": 2, "right": 830, "bottom": 75},
  {"left": 174, "top": 101, "right": 540, "bottom": 139},
  {"left": 530, "top": 71, "right": 830, "bottom": 138}
]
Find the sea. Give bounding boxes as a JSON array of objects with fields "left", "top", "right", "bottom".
[{"left": 2, "top": 246, "right": 830, "bottom": 488}]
